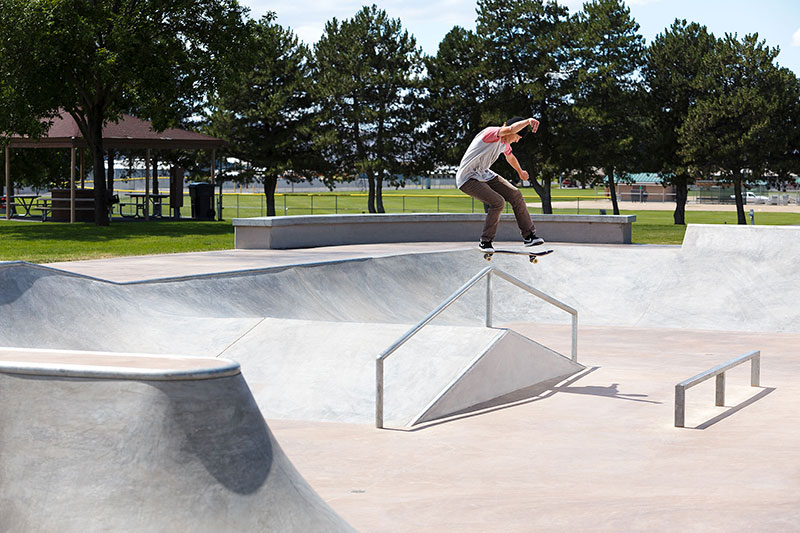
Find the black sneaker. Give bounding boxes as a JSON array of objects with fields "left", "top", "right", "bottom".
[
  {"left": 523, "top": 233, "right": 545, "bottom": 246},
  {"left": 478, "top": 240, "right": 494, "bottom": 252}
]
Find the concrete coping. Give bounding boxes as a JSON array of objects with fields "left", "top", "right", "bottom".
[
  {"left": 233, "top": 212, "right": 637, "bottom": 248},
  {"left": 0, "top": 347, "right": 240, "bottom": 381},
  {"left": 232, "top": 213, "right": 637, "bottom": 227}
]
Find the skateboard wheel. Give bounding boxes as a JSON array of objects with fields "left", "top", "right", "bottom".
[
  {"left": 530, "top": 257, "right": 537, "bottom": 264},
  {"left": 483, "top": 253, "right": 492, "bottom": 261}
]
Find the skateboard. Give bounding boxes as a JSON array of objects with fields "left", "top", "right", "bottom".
[{"left": 481, "top": 248, "right": 554, "bottom": 263}]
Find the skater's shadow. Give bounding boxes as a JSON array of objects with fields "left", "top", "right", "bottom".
[{"left": 552, "top": 379, "right": 660, "bottom": 404}]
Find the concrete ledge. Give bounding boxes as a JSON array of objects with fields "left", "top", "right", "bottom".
[
  {"left": 233, "top": 213, "right": 636, "bottom": 249},
  {"left": 0, "top": 347, "right": 241, "bottom": 380}
]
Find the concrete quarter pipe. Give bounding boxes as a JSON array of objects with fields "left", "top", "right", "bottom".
[{"left": 0, "top": 349, "right": 354, "bottom": 532}]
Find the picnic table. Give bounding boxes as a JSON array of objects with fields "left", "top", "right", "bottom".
[
  {"left": 1, "top": 194, "right": 40, "bottom": 217},
  {"left": 127, "top": 192, "right": 171, "bottom": 218}
]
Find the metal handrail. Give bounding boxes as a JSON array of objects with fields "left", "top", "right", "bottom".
[
  {"left": 375, "top": 266, "right": 578, "bottom": 428},
  {"left": 674, "top": 350, "right": 761, "bottom": 427}
]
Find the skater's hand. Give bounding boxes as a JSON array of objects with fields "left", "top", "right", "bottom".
[
  {"left": 528, "top": 118, "right": 539, "bottom": 133},
  {"left": 520, "top": 170, "right": 529, "bottom": 182}
]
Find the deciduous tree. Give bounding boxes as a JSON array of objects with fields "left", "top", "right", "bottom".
[
  {"left": 679, "top": 33, "right": 799, "bottom": 224},
  {"left": 0, "top": 0, "right": 250, "bottom": 225}
]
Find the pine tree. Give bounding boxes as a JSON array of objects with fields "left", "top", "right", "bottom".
[
  {"left": 643, "top": 19, "right": 715, "bottom": 225},
  {"left": 571, "top": 0, "right": 646, "bottom": 215},
  {"left": 476, "top": 0, "right": 575, "bottom": 213},
  {"left": 312, "top": 5, "right": 425, "bottom": 213},
  {"left": 424, "top": 27, "right": 489, "bottom": 170},
  {"left": 209, "top": 15, "right": 317, "bottom": 217}
]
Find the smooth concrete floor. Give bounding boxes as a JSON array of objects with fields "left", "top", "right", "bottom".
[
  {"left": 272, "top": 325, "right": 800, "bottom": 531},
  {"left": 45, "top": 243, "right": 800, "bottom": 531}
]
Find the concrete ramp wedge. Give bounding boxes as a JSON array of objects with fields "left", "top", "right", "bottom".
[
  {"left": 412, "top": 329, "right": 585, "bottom": 426},
  {"left": 0, "top": 348, "right": 353, "bottom": 532}
]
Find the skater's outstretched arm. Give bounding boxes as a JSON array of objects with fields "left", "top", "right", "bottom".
[
  {"left": 505, "top": 152, "right": 529, "bottom": 182},
  {"left": 498, "top": 117, "right": 539, "bottom": 138}
]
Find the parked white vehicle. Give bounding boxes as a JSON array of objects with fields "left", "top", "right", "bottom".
[{"left": 730, "top": 191, "right": 768, "bottom": 203}]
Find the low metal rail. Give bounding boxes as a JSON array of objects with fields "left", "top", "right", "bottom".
[
  {"left": 375, "top": 266, "right": 578, "bottom": 429},
  {"left": 674, "top": 350, "right": 761, "bottom": 427}
]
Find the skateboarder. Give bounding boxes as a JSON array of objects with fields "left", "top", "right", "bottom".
[{"left": 456, "top": 116, "right": 544, "bottom": 252}]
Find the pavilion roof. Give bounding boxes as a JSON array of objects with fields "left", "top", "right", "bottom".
[{"left": 9, "top": 112, "right": 224, "bottom": 150}]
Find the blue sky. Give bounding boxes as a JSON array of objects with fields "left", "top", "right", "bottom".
[{"left": 242, "top": 0, "right": 800, "bottom": 75}]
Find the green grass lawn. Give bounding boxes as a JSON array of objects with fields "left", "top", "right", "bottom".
[
  {"left": 2, "top": 188, "right": 798, "bottom": 262},
  {"left": 627, "top": 209, "right": 800, "bottom": 244},
  {"left": 0, "top": 220, "right": 234, "bottom": 263}
]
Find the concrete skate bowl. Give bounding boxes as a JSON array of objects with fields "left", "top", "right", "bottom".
[
  {"left": 0, "top": 223, "right": 797, "bottom": 529},
  {"left": 0, "top": 248, "right": 587, "bottom": 426},
  {"left": 1, "top": 224, "right": 798, "bottom": 423}
]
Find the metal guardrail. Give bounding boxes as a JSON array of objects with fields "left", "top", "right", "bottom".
[
  {"left": 674, "top": 350, "right": 761, "bottom": 428},
  {"left": 375, "top": 266, "right": 578, "bottom": 429}
]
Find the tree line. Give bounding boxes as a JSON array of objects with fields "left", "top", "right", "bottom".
[{"left": 2, "top": 0, "right": 799, "bottom": 225}]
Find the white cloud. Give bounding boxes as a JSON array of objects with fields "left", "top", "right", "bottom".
[
  {"left": 793, "top": 26, "right": 800, "bottom": 47},
  {"left": 241, "top": 0, "right": 478, "bottom": 53},
  {"left": 245, "top": 0, "right": 475, "bottom": 27},
  {"left": 292, "top": 23, "right": 326, "bottom": 46},
  {"left": 560, "top": 0, "right": 584, "bottom": 11}
]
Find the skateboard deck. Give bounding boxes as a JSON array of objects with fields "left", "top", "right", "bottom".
[{"left": 480, "top": 248, "right": 554, "bottom": 263}]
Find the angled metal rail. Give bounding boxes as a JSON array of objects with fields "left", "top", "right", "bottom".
[{"left": 375, "top": 266, "right": 578, "bottom": 429}]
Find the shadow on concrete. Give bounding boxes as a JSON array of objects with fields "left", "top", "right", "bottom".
[
  {"left": 404, "top": 366, "right": 659, "bottom": 431},
  {"left": 692, "top": 387, "right": 776, "bottom": 430},
  {"left": 153, "top": 375, "right": 273, "bottom": 495},
  {"left": 552, "top": 381, "right": 661, "bottom": 404}
]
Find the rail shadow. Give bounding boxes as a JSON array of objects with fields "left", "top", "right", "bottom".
[{"left": 692, "top": 387, "right": 775, "bottom": 430}]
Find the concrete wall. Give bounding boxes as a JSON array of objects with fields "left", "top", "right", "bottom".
[{"left": 233, "top": 213, "right": 636, "bottom": 249}]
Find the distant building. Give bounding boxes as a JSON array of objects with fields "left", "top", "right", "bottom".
[{"left": 615, "top": 173, "right": 675, "bottom": 202}]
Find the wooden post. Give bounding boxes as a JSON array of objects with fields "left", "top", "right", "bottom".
[
  {"left": 4, "top": 146, "right": 10, "bottom": 220},
  {"left": 70, "top": 146, "right": 76, "bottom": 223},
  {"left": 145, "top": 148, "right": 150, "bottom": 221},
  {"left": 80, "top": 149, "right": 85, "bottom": 189},
  {"left": 211, "top": 149, "right": 217, "bottom": 220}
]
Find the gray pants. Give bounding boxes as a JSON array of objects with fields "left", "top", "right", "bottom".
[{"left": 459, "top": 176, "right": 535, "bottom": 242}]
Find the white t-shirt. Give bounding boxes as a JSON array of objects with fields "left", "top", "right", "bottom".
[{"left": 455, "top": 127, "right": 513, "bottom": 188}]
